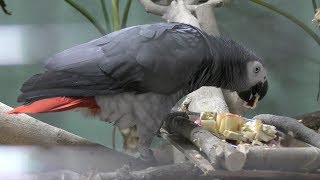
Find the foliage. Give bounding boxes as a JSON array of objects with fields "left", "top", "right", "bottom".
[
  {"left": 0, "top": 0, "right": 11, "bottom": 15},
  {"left": 65, "top": 0, "right": 132, "bottom": 35},
  {"left": 250, "top": 0, "right": 320, "bottom": 46}
]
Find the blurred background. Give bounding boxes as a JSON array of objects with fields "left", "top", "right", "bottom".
[{"left": 0, "top": 0, "right": 319, "bottom": 149}]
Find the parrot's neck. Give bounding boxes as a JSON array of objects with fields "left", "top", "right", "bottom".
[{"left": 188, "top": 36, "right": 249, "bottom": 92}]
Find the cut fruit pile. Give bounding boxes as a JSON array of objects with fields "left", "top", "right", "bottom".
[{"left": 195, "top": 112, "right": 278, "bottom": 146}]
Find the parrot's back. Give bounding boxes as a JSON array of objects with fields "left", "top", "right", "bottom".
[{"left": 9, "top": 22, "right": 210, "bottom": 115}]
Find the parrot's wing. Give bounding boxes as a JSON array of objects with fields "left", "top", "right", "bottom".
[{"left": 18, "top": 23, "right": 210, "bottom": 102}]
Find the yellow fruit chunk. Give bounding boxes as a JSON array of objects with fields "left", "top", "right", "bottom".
[
  {"left": 223, "top": 130, "right": 246, "bottom": 141},
  {"left": 200, "top": 112, "right": 217, "bottom": 120},
  {"left": 218, "top": 113, "right": 244, "bottom": 134},
  {"left": 201, "top": 120, "right": 218, "bottom": 134}
]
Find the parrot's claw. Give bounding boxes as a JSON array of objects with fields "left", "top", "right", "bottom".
[{"left": 161, "top": 111, "right": 189, "bottom": 135}]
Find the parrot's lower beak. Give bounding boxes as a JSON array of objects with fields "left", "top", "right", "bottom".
[{"left": 237, "top": 80, "right": 268, "bottom": 108}]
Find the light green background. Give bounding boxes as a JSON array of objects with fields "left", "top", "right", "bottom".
[{"left": 0, "top": 0, "right": 319, "bottom": 148}]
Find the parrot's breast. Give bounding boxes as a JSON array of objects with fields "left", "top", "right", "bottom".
[{"left": 95, "top": 91, "right": 184, "bottom": 131}]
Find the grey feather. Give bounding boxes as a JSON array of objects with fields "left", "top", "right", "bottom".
[
  {"left": 18, "top": 23, "right": 210, "bottom": 102},
  {"left": 15, "top": 22, "right": 266, "bottom": 162}
]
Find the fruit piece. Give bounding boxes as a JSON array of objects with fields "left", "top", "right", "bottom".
[
  {"left": 251, "top": 140, "right": 263, "bottom": 146},
  {"left": 224, "top": 116, "right": 240, "bottom": 132},
  {"left": 217, "top": 113, "right": 244, "bottom": 134},
  {"left": 201, "top": 120, "right": 218, "bottom": 134},
  {"left": 253, "top": 119, "right": 277, "bottom": 142},
  {"left": 243, "top": 94, "right": 260, "bottom": 109},
  {"left": 219, "top": 116, "right": 227, "bottom": 134},
  {"left": 216, "top": 113, "right": 228, "bottom": 130},
  {"left": 242, "top": 131, "right": 256, "bottom": 142},
  {"left": 223, "top": 130, "right": 246, "bottom": 141},
  {"left": 200, "top": 112, "right": 217, "bottom": 120}
]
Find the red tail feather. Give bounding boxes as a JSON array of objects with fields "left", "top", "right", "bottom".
[{"left": 7, "top": 97, "right": 100, "bottom": 114}]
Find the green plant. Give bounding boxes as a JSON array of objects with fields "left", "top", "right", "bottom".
[
  {"left": 64, "top": 0, "right": 132, "bottom": 150},
  {"left": 250, "top": 0, "right": 320, "bottom": 46},
  {"left": 0, "top": 0, "right": 11, "bottom": 15},
  {"left": 65, "top": 0, "right": 132, "bottom": 35}
]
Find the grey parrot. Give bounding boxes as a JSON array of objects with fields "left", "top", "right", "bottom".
[{"left": 9, "top": 22, "right": 268, "bottom": 163}]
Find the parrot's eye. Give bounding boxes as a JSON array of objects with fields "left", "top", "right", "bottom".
[{"left": 254, "top": 66, "right": 260, "bottom": 73}]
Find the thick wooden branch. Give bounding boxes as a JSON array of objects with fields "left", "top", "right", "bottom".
[
  {"left": 96, "top": 163, "right": 201, "bottom": 180},
  {"left": 139, "top": 0, "right": 223, "bottom": 16},
  {"left": 8, "top": 163, "right": 320, "bottom": 180},
  {"left": 164, "top": 116, "right": 246, "bottom": 171},
  {"left": 0, "top": 145, "right": 135, "bottom": 174},
  {"left": 0, "top": 102, "right": 94, "bottom": 145},
  {"left": 139, "top": 0, "right": 168, "bottom": 16},
  {"left": 160, "top": 131, "right": 216, "bottom": 173},
  {"left": 238, "top": 146, "right": 320, "bottom": 172},
  {"left": 253, "top": 114, "right": 320, "bottom": 149}
]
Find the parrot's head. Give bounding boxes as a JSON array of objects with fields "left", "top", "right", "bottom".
[
  {"left": 237, "top": 60, "right": 268, "bottom": 108},
  {"left": 206, "top": 36, "right": 268, "bottom": 108}
]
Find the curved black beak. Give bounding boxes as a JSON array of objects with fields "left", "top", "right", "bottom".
[{"left": 237, "top": 80, "right": 268, "bottom": 105}]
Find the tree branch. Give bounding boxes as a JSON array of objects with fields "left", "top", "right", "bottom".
[
  {"left": 0, "top": 102, "right": 95, "bottom": 145},
  {"left": 164, "top": 116, "right": 246, "bottom": 171},
  {"left": 139, "top": 0, "right": 168, "bottom": 16},
  {"left": 8, "top": 163, "right": 320, "bottom": 179},
  {"left": 188, "top": 0, "right": 223, "bottom": 12},
  {"left": 239, "top": 146, "right": 320, "bottom": 172},
  {"left": 139, "top": 0, "right": 224, "bottom": 16},
  {"left": 253, "top": 114, "right": 320, "bottom": 149}
]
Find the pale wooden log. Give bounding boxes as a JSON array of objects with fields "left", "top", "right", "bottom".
[
  {"left": 9, "top": 163, "right": 320, "bottom": 180},
  {"left": 253, "top": 114, "right": 320, "bottom": 148},
  {"left": 0, "top": 102, "right": 94, "bottom": 145},
  {"left": 164, "top": 116, "right": 246, "bottom": 171},
  {"left": 161, "top": 131, "right": 215, "bottom": 173},
  {"left": 238, "top": 146, "right": 320, "bottom": 172}
]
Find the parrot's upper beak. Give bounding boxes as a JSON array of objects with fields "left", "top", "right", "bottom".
[{"left": 237, "top": 80, "right": 268, "bottom": 107}]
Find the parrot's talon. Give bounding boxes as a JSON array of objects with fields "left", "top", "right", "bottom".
[{"left": 161, "top": 111, "right": 190, "bottom": 134}]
